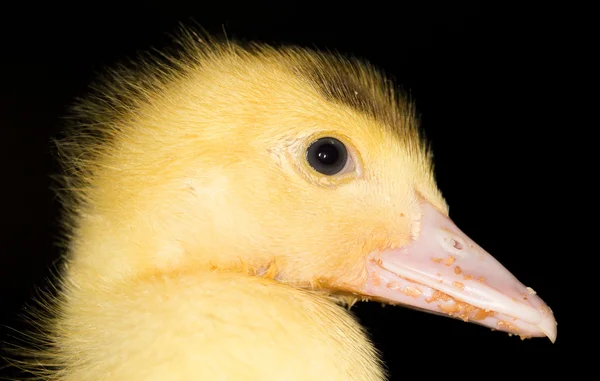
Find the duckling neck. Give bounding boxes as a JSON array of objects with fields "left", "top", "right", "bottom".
[{"left": 48, "top": 269, "right": 385, "bottom": 381}]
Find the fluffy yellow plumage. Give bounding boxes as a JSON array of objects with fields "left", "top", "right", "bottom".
[{"left": 8, "top": 29, "right": 556, "bottom": 380}]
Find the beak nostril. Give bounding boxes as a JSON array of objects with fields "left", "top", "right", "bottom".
[
  {"left": 444, "top": 237, "right": 463, "bottom": 251},
  {"left": 451, "top": 239, "right": 463, "bottom": 250}
]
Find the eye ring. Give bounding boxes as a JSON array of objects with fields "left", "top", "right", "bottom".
[{"left": 306, "top": 137, "right": 349, "bottom": 176}]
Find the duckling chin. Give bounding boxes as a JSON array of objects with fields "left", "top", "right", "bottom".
[{"left": 11, "top": 30, "right": 556, "bottom": 380}]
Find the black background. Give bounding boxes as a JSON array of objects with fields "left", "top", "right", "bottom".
[{"left": 1, "top": 2, "right": 564, "bottom": 379}]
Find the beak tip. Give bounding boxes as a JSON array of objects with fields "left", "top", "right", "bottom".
[
  {"left": 541, "top": 320, "right": 558, "bottom": 344},
  {"left": 536, "top": 301, "right": 557, "bottom": 343}
]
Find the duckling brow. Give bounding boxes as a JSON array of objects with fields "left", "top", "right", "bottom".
[
  {"left": 299, "top": 56, "right": 405, "bottom": 130},
  {"left": 294, "top": 55, "right": 427, "bottom": 161}
]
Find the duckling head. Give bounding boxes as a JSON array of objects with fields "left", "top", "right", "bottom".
[{"left": 62, "top": 34, "right": 556, "bottom": 342}]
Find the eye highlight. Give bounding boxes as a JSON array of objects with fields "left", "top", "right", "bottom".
[{"left": 306, "top": 137, "right": 349, "bottom": 176}]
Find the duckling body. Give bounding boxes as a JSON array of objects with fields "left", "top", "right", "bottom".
[
  {"left": 54, "top": 272, "right": 382, "bottom": 380},
  {"left": 14, "top": 31, "right": 556, "bottom": 380}
]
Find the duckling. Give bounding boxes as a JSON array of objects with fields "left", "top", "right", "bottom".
[{"left": 13, "top": 31, "right": 556, "bottom": 380}]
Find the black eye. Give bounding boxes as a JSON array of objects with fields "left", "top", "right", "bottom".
[{"left": 306, "top": 137, "right": 348, "bottom": 176}]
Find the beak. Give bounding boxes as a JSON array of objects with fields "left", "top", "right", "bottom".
[{"left": 362, "top": 202, "right": 557, "bottom": 342}]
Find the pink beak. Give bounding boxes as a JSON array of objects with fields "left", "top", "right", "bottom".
[{"left": 362, "top": 202, "right": 557, "bottom": 342}]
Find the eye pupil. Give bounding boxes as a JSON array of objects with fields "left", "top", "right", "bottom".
[
  {"left": 317, "top": 144, "right": 339, "bottom": 165},
  {"left": 306, "top": 137, "right": 348, "bottom": 176}
]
